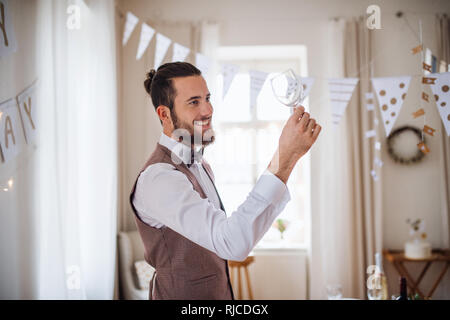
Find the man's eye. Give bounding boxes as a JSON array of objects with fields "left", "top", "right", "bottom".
[
  {"left": 190, "top": 100, "right": 199, "bottom": 105},
  {"left": 206, "top": 96, "right": 211, "bottom": 102}
]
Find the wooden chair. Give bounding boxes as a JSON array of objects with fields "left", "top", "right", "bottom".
[{"left": 228, "top": 256, "right": 255, "bottom": 300}]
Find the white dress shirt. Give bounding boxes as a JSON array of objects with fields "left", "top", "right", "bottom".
[{"left": 132, "top": 133, "right": 291, "bottom": 261}]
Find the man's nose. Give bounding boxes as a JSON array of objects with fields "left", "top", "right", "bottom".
[{"left": 200, "top": 101, "right": 213, "bottom": 117}]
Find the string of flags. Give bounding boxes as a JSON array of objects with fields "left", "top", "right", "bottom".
[
  {"left": 0, "top": 80, "right": 38, "bottom": 166},
  {"left": 122, "top": 11, "right": 450, "bottom": 142}
]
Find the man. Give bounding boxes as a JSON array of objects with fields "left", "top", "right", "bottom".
[{"left": 130, "top": 62, "right": 321, "bottom": 300}]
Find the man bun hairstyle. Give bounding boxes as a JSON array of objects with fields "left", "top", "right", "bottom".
[{"left": 144, "top": 62, "right": 202, "bottom": 112}]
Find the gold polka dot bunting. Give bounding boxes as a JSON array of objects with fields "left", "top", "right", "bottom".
[
  {"left": 372, "top": 76, "right": 412, "bottom": 137},
  {"left": 428, "top": 73, "right": 450, "bottom": 135}
]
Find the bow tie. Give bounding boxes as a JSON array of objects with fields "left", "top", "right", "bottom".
[{"left": 187, "top": 147, "right": 204, "bottom": 168}]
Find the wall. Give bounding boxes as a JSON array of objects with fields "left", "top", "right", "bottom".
[
  {"left": 117, "top": 0, "right": 450, "bottom": 299},
  {"left": 0, "top": 0, "right": 39, "bottom": 299}
]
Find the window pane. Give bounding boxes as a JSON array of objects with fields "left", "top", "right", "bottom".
[
  {"left": 217, "top": 183, "right": 253, "bottom": 217},
  {"left": 206, "top": 127, "right": 254, "bottom": 184}
]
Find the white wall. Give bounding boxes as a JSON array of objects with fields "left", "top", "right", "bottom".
[
  {"left": 0, "top": 0, "right": 39, "bottom": 299},
  {"left": 118, "top": 0, "right": 450, "bottom": 299}
]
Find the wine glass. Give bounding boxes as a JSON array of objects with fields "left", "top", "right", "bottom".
[
  {"left": 367, "top": 287, "right": 383, "bottom": 300},
  {"left": 270, "top": 69, "right": 305, "bottom": 107},
  {"left": 326, "top": 284, "right": 343, "bottom": 300}
]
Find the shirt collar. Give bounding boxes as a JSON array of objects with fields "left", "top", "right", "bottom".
[{"left": 159, "top": 133, "right": 203, "bottom": 166}]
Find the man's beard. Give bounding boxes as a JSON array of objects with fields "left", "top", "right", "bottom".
[{"left": 170, "top": 108, "right": 215, "bottom": 148}]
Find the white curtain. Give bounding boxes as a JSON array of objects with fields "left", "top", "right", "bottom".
[
  {"left": 309, "top": 18, "right": 380, "bottom": 300},
  {"left": 36, "top": 0, "right": 117, "bottom": 299}
]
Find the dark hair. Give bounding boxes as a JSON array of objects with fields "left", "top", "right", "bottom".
[{"left": 144, "top": 62, "right": 202, "bottom": 112}]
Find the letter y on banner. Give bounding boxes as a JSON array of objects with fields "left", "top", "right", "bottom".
[{"left": 16, "top": 81, "right": 38, "bottom": 145}]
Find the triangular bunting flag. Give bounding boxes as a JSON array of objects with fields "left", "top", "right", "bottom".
[
  {"left": 122, "top": 12, "right": 139, "bottom": 46},
  {"left": 154, "top": 33, "right": 172, "bottom": 69},
  {"left": 195, "top": 53, "right": 212, "bottom": 76},
  {"left": 16, "top": 81, "right": 38, "bottom": 145},
  {"left": 136, "top": 23, "right": 155, "bottom": 60},
  {"left": 297, "top": 77, "right": 315, "bottom": 100},
  {"left": 372, "top": 76, "right": 411, "bottom": 136},
  {"left": 172, "top": 43, "right": 190, "bottom": 62},
  {"left": 429, "top": 72, "right": 450, "bottom": 136},
  {"left": 0, "top": 98, "right": 22, "bottom": 163},
  {"left": 249, "top": 70, "right": 268, "bottom": 109},
  {"left": 221, "top": 63, "right": 240, "bottom": 100},
  {"left": 328, "top": 78, "right": 359, "bottom": 125}
]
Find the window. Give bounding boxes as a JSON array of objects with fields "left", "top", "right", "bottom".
[{"left": 205, "top": 46, "right": 311, "bottom": 248}]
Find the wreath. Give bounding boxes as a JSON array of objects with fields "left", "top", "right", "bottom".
[{"left": 386, "top": 126, "right": 426, "bottom": 164}]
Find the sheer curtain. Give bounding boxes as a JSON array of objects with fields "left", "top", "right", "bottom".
[
  {"left": 37, "top": 0, "right": 118, "bottom": 299},
  {"left": 310, "top": 18, "right": 380, "bottom": 300}
]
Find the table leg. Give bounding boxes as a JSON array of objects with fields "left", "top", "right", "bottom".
[
  {"left": 412, "top": 262, "right": 432, "bottom": 293},
  {"left": 395, "top": 262, "right": 425, "bottom": 297},
  {"left": 427, "top": 262, "right": 450, "bottom": 298}
]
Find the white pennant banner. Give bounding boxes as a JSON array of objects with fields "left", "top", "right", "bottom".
[
  {"left": 297, "top": 77, "right": 315, "bottom": 100},
  {"left": 154, "top": 33, "right": 172, "bottom": 69},
  {"left": 221, "top": 63, "right": 240, "bottom": 100},
  {"left": 0, "top": 98, "right": 22, "bottom": 164},
  {"left": 195, "top": 53, "right": 212, "bottom": 76},
  {"left": 16, "top": 81, "right": 38, "bottom": 145},
  {"left": 429, "top": 72, "right": 450, "bottom": 136},
  {"left": 172, "top": 43, "right": 190, "bottom": 62},
  {"left": 372, "top": 76, "right": 411, "bottom": 136},
  {"left": 328, "top": 78, "right": 359, "bottom": 125},
  {"left": 249, "top": 70, "right": 268, "bottom": 109},
  {"left": 122, "top": 12, "right": 139, "bottom": 46},
  {"left": 136, "top": 23, "right": 155, "bottom": 60}
]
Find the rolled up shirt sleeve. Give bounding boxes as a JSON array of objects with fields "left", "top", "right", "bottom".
[{"left": 133, "top": 164, "right": 291, "bottom": 261}]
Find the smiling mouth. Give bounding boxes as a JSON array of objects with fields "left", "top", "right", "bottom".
[{"left": 193, "top": 118, "right": 211, "bottom": 126}]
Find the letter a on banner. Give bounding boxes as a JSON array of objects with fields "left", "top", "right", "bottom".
[
  {"left": 372, "top": 76, "right": 411, "bottom": 136},
  {"left": 328, "top": 78, "right": 359, "bottom": 125},
  {"left": 0, "top": 98, "right": 21, "bottom": 163},
  {"left": 221, "top": 63, "right": 239, "bottom": 100},
  {"left": 122, "top": 12, "right": 139, "bottom": 46},
  {"left": 428, "top": 72, "right": 450, "bottom": 136},
  {"left": 249, "top": 70, "right": 268, "bottom": 110},
  {"left": 136, "top": 23, "right": 155, "bottom": 60}
]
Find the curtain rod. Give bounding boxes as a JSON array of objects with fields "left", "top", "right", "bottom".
[{"left": 116, "top": 4, "right": 449, "bottom": 23}]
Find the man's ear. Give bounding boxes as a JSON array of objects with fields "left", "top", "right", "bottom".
[{"left": 156, "top": 105, "right": 171, "bottom": 123}]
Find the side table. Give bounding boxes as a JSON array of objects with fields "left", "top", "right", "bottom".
[{"left": 383, "top": 249, "right": 450, "bottom": 299}]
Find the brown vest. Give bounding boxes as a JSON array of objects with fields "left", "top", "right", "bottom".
[{"left": 129, "top": 143, "right": 234, "bottom": 300}]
